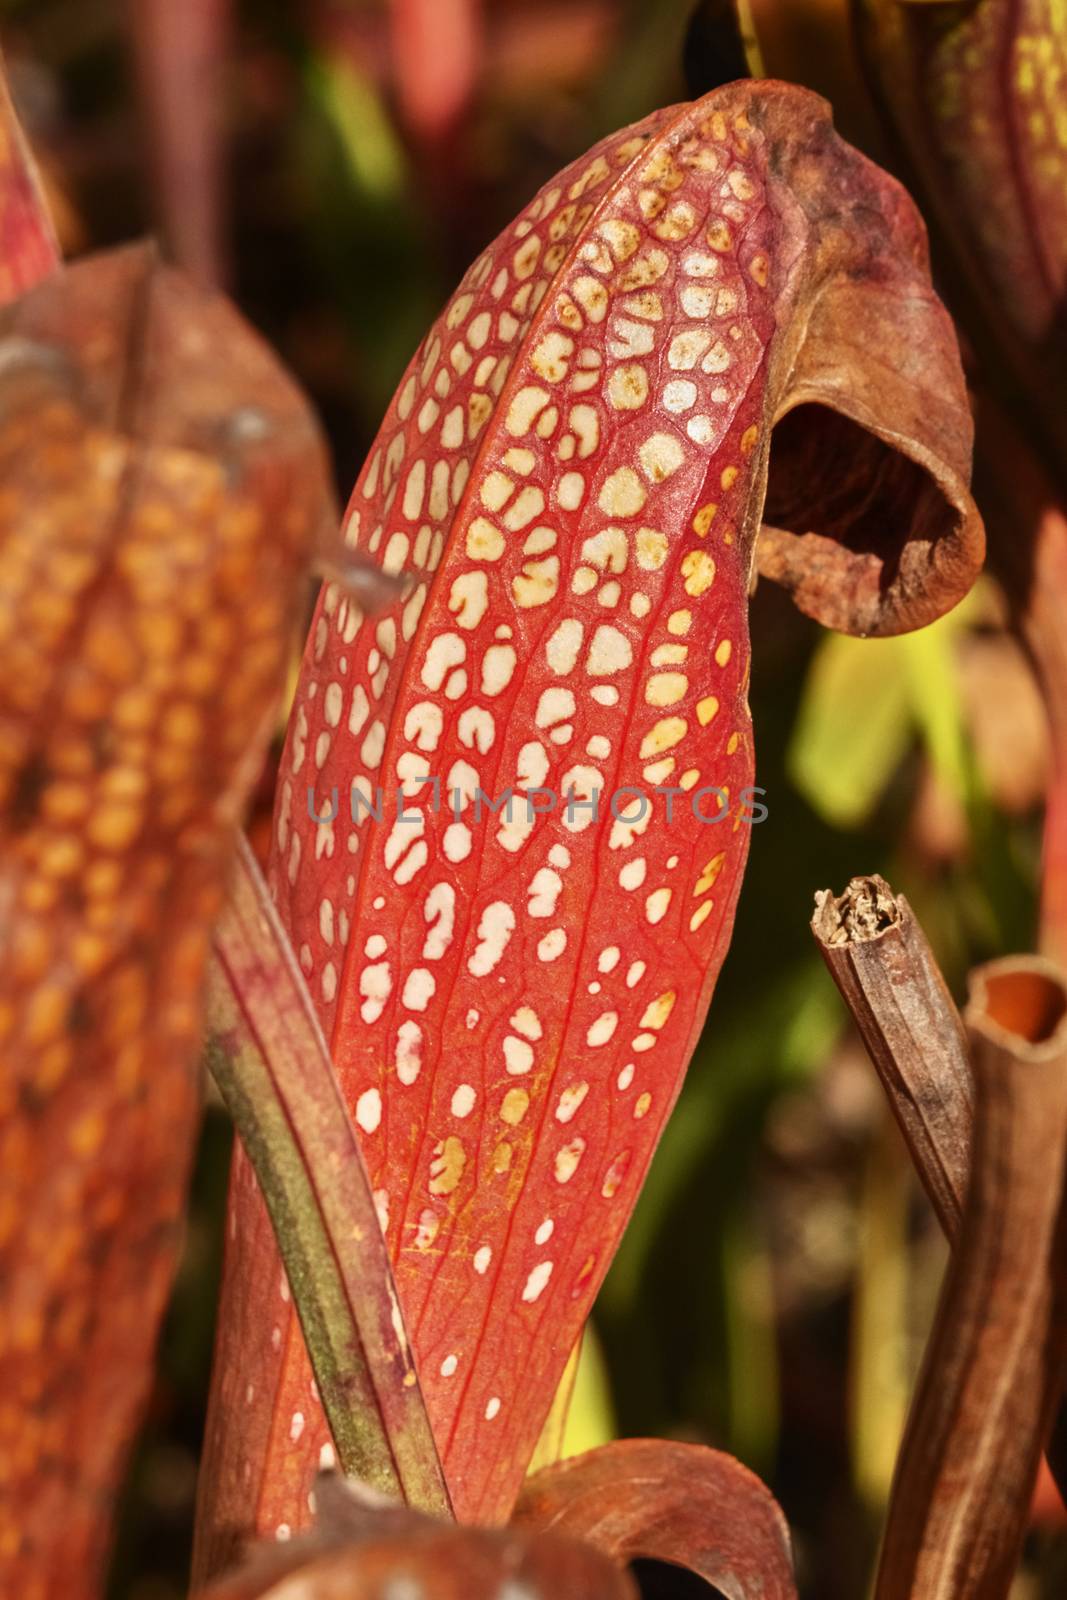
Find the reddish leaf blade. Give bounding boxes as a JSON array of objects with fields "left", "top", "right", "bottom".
[
  {"left": 0, "top": 48, "right": 60, "bottom": 300},
  {"left": 196, "top": 836, "right": 450, "bottom": 1584},
  {"left": 389, "top": 0, "right": 483, "bottom": 144},
  {"left": 856, "top": 0, "right": 1067, "bottom": 976},
  {"left": 203, "top": 80, "right": 981, "bottom": 1550},
  {"left": 968, "top": 394, "right": 1067, "bottom": 960},
  {"left": 1037, "top": 507, "right": 1067, "bottom": 958},
  {"left": 515, "top": 1438, "right": 797, "bottom": 1600},
  {"left": 128, "top": 0, "right": 233, "bottom": 286},
  {"left": 200, "top": 1474, "right": 636, "bottom": 1600},
  {"left": 0, "top": 244, "right": 330, "bottom": 1593}
]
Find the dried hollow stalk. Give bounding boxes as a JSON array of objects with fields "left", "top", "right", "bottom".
[
  {"left": 811, "top": 875, "right": 973, "bottom": 1236},
  {"left": 128, "top": 0, "right": 232, "bottom": 286},
  {"left": 873, "top": 956, "right": 1067, "bottom": 1600},
  {"left": 814, "top": 876, "right": 1067, "bottom": 1501}
]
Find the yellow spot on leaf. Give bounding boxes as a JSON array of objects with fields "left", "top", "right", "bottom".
[
  {"left": 640, "top": 991, "right": 677, "bottom": 1030},
  {"left": 695, "top": 853, "right": 726, "bottom": 896},
  {"left": 598, "top": 468, "right": 646, "bottom": 519},
  {"left": 608, "top": 364, "right": 649, "bottom": 411},
  {"left": 429, "top": 1136, "right": 467, "bottom": 1196},
  {"left": 681, "top": 550, "right": 716, "bottom": 597},
  {"left": 500, "top": 1089, "right": 530, "bottom": 1126},
  {"left": 645, "top": 672, "right": 688, "bottom": 707},
  {"left": 639, "top": 432, "right": 685, "bottom": 483},
  {"left": 466, "top": 517, "right": 505, "bottom": 561},
  {"left": 640, "top": 717, "right": 687, "bottom": 758}
]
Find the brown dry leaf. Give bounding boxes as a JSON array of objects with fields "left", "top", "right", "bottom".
[
  {"left": 0, "top": 242, "right": 333, "bottom": 1596},
  {"left": 514, "top": 1438, "right": 797, "bottom": 1599},
  {"left": 199, "top": 1474, "right": 636, "bottom": 1600}
]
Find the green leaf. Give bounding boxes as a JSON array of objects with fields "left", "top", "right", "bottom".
[
  {"left": 789, "top": 590, "right": 986, "bottom": 828},
  {"left": 204, "top": 836, "right": 452, "bottom": 1519},
  {"left": 560, "top": 1323, "right": 617, "bottom": 1461},
  {"left": 788, "top": 634, "right": 914, "bottom": 828}
]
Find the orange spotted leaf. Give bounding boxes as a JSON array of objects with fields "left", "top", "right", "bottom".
[
  {"left": 200, "top": 79, "right": 982, "bottom": 1552},
  {"left": 0, "top": 243, "right": 332, "bottom": 1594},
  {"left": 515, "top": 1438, "right": 797, "bottom": 1599}
]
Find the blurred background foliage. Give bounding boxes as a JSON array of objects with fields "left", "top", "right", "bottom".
[{"left": 1, "top": 0, "right": 1061, "bottom": 1594}]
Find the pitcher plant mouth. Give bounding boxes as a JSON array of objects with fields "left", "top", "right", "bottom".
[{"left": 759, "top": 398, "right": 981, "bottom": 636}]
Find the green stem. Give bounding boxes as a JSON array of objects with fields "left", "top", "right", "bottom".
[{"left": 206, "top": 834, "right": 453, "bottom": 1517}]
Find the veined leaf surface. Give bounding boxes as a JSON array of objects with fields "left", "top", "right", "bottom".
[{"left": 200, "top": 79, "right": 981, "bottom": 1554}]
